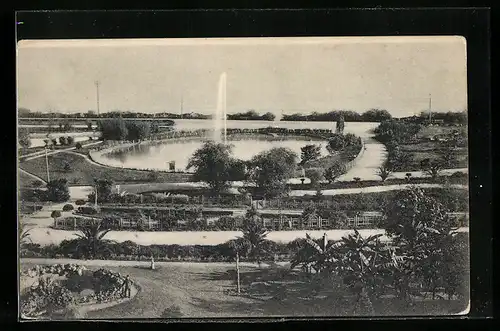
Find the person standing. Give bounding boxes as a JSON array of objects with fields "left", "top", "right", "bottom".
[
  {"left": 122, "top": 275, "right": 132, "bottom": 298},
  {"left": 150, "top": 255, "right": 155, "bottom": 270}
]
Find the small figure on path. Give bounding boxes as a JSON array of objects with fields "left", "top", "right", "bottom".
[
  {"left": 122, "top": 275, "right": 132, "bottom": 298},
  {"left": 150, "top": 255, "right": 155, "bottom": 270}
]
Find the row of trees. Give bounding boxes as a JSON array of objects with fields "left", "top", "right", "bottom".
[
  {"left": 187, "top": 141, "right": 297, "bottom": 198},
  {"left": 283, "top": 109, "right": 392, "bottom": 122},
  {"left": 227, "top": 110, "right": 276, "bottom": 121}
]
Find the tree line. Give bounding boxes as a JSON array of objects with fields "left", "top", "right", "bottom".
[
  {"left": 227, "top": 110, "right": 275, "bottom": 121},
  {"left": 282, "top": 109, "right": 393, "bottom": 122}
]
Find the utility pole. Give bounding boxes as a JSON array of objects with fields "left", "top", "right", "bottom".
[
  {"left": 180, "top": 94, "right": 184, "bottom": 118},
  {"left": 236, "top": 251, "right": 241, "bottom": 294},
  {"left": 95, "top": 80, "right": 100, "bottom": 117},
  {"left": 428, "top": 93, "right": 432, "bottom": 124},
  {"left": 94, "top": 185, "right": 98, "bottom": 209},
  {"left": 45, "top": 147, "right": 50, "bottom": 182}
]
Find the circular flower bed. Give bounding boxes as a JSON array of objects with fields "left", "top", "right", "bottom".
[{"left": 20, "top": 264, "right": 134, "bottom": 318}]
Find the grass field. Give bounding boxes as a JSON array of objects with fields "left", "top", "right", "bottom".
[
  {"left": 20, "top": 260, "right": 467, "bottom": 318},
  {"left": 19, "top": 151, "right": 193, "bottom": 185}
]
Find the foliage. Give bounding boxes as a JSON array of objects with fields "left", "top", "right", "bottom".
[
  {"left": 31, "top": 180, "right": 43, "bottom": 188},
  {"left": 51, "top": 210, "right": 62, "bottom": 220},
  {"left": 125, "top": 120, "right": 151, "bottom": 141},
  {"left": 161, "top": 305, "right": 184, "bottom": 318},
  {"left": 21, "top": 276, "right": 75, "bottom": 317},
  {"left": 88, "top": 178, "right": 114, "bottom": 203},
  {"left": 300, "top": 144, "right": 322, "bottom": 165},
  {"left": 62, "top": 204, "right": 74, "bottom": 211},
  {"left": 18, "top": 127, "right": 31, "bottom": 148},
  {"left": 74, "top": 219, "right": 114, "bottom": 259},
  {"left": 187, "top": 141, "right": 234, "bottom": 195},
  {"left": 377, "top": 166, "right": 392, "bottom": 182},
  {"left": 75, "top": 142, "right": 83, "bottom": 149},
  {"left": 420, "top": 159, "right": 443, "bottom": 180},
  {"left": 75, "top": 199, "right": 86, "bottom": 206},
  {"left": 382, "top": 186, "right": 461, "bottom": 301},
  {"left": 234, "top": 208, "right": 270, "bottom": 263},
  {"left": 323, "top": 161, "right": 347, "bottom": 183},
  {"left": 227, "top": 110, "right": 275, "bottom": 121},
  {"left": 98, "top": 118, "right": 129, "bottom": 141},
  {"left": 248, "top": 147, "right": 298, "bottom": 198},
  {"left": 374, "top": 120, "right": 421, "bottom": 144},
  {"left": 361, "top": 109, "right": 392, "bottom": 122},
  {"left": 46, "top": 179, "right": 70, "bottom": 202},
  {"left": 305, "top": 168, "right": 323, "bottom": 185},
  {"left": 67, "top": 136, "right": 75, "bottom": 145}
]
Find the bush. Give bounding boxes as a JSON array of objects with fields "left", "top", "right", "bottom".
[
  {"left": 77, "top": 206, "right": 98, "bottom": 215},
  {"left": 305, "top": 168, "right": 323, "bottom": 185},
  {"left": 161, "top": 305, "right": 183, "bottom": 318},
  {"left": 75, "top": 142, "right": 83, "bottom": 149},
  {"left": 75, "top": 199, "right": 86, "bottom": 206},
  {"left": 62, "top": 204, "right": 74, "bottom": 212}
]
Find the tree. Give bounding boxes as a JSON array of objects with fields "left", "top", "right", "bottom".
[
  {"left": 228, "top": 159, "right": 247, "bottom": 181},
  {"left": 125, "top": 121, "right": 151, "bottom": 141},
  {"left": 327, "top": 134, "right": 345, "bottom": 152},
  {"left": 261, "top": 112, "right": 276, "bottom": 121},
  {"left": 382, "top": 186, "right": 459, "bottom": 302},
  {"left": 46, "top": 179, "right": 70, "bottom": 202},
  {"left": 51, "top": 210, "right": 62, "bottom": 227},
  {"left": 18, "top": 127, "right": 31, "bottom": 148},
  {"left": 66, "top": 136, "right": 75, "bottom": 145},
  {"left": 361, "top": 109, "right": 392, "bottom": 122},
  {"left": 75, "top": 219, "right": 114, "bottom": 259},
  {"left": 248, "top": 147, "right": 298, "bottom": 198},
  {"left": 31, "top": 180, "right": 43, "bottom": 188},
  {"left": 290, "top": 233, "right": 340, "bottom": 275},
  {"left": 89, "top": 179, "right": 114, "bottom": 203},
  {"left": 300, "top": 144, "right": 322, "bottom": 165},
  {"left": 75, "top": 142, "right": 83, "bottom": 150},
  {"left": 377, "top": 166, "right": 392, "bottom": 182},
  {"left": 438, "top": 142, "right": 458, "bottom": 169},
  {"left": 98, "top": 118, "right": 128, "bottom": 141},
  {"left": 186, "top": 141, "right": 233, "bottom": 196},
  {"left": 305, "top": 168, "right": 323, "bottom": 186},
  {"left": 19, "top": 222, "right": 32, "bottom": 254},
  {"left": 237, "top": 207, "right": 270, "bottom": 265},
  {"left": 323, "top": 161, "right": 346, "bottom": 184},
  {"left": 421, "top": 159, "right": 443, "bottom": 180}
]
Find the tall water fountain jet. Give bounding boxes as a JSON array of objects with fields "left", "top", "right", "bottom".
[{"left": 213, "top": 72, "right": 227, "bottom": 144}]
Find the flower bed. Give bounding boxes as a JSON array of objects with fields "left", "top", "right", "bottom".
[{"left": 20, "top": 264, "right": 134, "bottom": 318}]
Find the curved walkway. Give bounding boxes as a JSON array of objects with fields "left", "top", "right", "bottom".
[{"left": 337, "top": 137, "right": 387, "bottom": 182}]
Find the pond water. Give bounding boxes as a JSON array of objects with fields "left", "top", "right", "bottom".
[{"left": 93, "top": 121, "right": 378, "bottom": 172}]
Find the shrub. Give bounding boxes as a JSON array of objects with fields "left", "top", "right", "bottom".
[
  {"left": 305, "top": 168, "right": 323, "bottom": 185},
  {"left": 161, "top": 305, "right": 183, "bottom": 318},
  {"left": 75, "top": 142, "right": 83, "bottom": 149},
  {"left": 77, "top": 206, "right": 98, "bottom": 215},
  {"left": 66, "top": 136, "right": 75, "bottom": 145},
  {"left": 75, "top": 199, "right": 86, "bottom": 206},
  {"left": 62, "top": 204, "right": 74, "bottom": 212}
]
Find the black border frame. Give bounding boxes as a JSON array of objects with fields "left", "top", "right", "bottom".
[{"left": 4, "top": 7, "right": 492, "bottom": 328}]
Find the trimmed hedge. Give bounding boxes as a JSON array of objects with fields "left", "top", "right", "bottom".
[{"left": 62, "top": 204, "right": 74, "bottom": 212}]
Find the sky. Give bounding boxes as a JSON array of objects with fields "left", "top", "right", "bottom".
[{"left": 16, "top": 37, "right": 467, "bottom": 117}]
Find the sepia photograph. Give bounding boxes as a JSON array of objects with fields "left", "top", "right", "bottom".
[{"left": 17, "top": 36, "right": 469, "bottom": 320}]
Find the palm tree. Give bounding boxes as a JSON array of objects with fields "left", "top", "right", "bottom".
[
  {"left": 237, "top": 207, "right": 270, "bottom": 266},
  {"left": 333, "top": 230, "right": 400, "bottom": 313},
  {"left": 19, "top": 222, "right": 32, "bottom": 254},
  {"left": 290, "top": 233, "right": 342, "bottom": 275},
  {"left": 74, "top": 219, "right": 114, "bottom": 259},
  {"left": 377, "top": 166, "right": 392, "bottom": 182}
]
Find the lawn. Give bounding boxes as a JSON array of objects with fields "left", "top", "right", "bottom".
[
  {"left": 20, "top": 261, "right": 468, "bottom": 319},
  {"left": 19, "top": 151, "right": 193, "bottom": 186}
]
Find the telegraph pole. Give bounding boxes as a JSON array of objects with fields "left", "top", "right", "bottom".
[
  {"left": 94, "top": 185, "right": 98, "bottom": 209},
  {"left": 428, "top": 93, "right": 432, "bottom": 124},
  {"left": 95, "top": 81, "right": 100, "bottom": 116},
  {"left": 180, "top": 94, "right": 184, "bottom": 118},
  {"left": 45, "top": 147, "right": 50, "bottom": 182}
]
